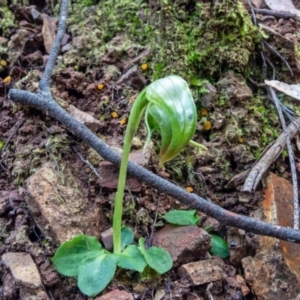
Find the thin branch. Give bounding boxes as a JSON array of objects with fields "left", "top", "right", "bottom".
[
  {"left": 254, "top": 8, "right": 299, "bottom": 20},
  {"left": 7, "top": 0, "right": 300, "bottom": 243},
  {"left": 39, "top": 0, "right": 68, "bottom": 94}
]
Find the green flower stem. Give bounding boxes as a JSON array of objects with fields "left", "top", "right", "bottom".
[{"left": 113, "top": 90, "right": 148, "bottom": 254}]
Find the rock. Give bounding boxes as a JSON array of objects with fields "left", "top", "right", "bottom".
[
  {"left": 98, "top": 144, "right": 152, "bottom": 192},
  {"left": 178, "top": 257, "right": 226, "bottom": 285},
  {"left": 100, "top": 227, "right": 113, "bottom": 251},
  {"left": 0, "top": 190, "right": 10, "bottom": 214},
  {"left": 0, "top": 36, "right": 8, "bottom": 47},
  {"left": 1, "top": 252, "right": 48, "bottom": 300},
  {"left": 201, "top": 82, "right": 217, "bottom": 108},
  {"left": 225, "top": 274, "right": 250, "bottom": 297},
  {"left": 152, "top": 225, "right": 211, "bottom": 267},
  {"left": 241, "top": 173, "right": 300, "bottom": 299},
  {"left": 72, "top": 36, "right": 84, "bottom": 49},
  {"left": 68, "top": 104, "right": 102, "bottom": 133},
  {"left": 216, "top": 71, "right": 253, "bottom": 101},
  {"left": 26, "top": 162, "right": 106, "bottom": 243},
  {"left": 95, "top": 288, "right": 133, "bottom": 300},
  {"left": 61, "top": 43, "right": 72, "bottom": 53}
]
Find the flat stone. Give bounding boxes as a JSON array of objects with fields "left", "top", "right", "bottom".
[
  {"left": 26, "top": 162, "right": 106, "bottom": 243},
  {"left": 178, "top": 257, "right": 226, "bottom": 285},
  {"left": 242, "top": 173, "right": 300, "bottom": 299},
  {"left": 2, "top": 252, "right": 48, "bottom": 300},
  {"left": 152, "top": 224, "right": 211, "bottom": 267},
  {"left": 95, "top": 289, "right": 133, "bottom": 300}
]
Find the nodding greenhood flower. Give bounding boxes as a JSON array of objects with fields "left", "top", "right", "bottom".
[{"left": 143, "top": 75, "right": 198, "bottom": 165}]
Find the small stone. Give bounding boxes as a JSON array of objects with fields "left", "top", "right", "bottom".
[
  {"left": 100, "top": 227, "right": 113, "bottom": 251},
  {"left": 235, "top": 274, "right": 250, "bottom": 297},
  {"left": 152, "top": 224, "right": 211, "bottom": 267},
  {"left": 201, "top": 82, "right": 217, "bottom": 108},
  {"left": 72, "top": 36, "right": 83, "bottom": 49},
  {"left": 95, "top": 288, "right": 133, "bottom": 300},
  {"left": 178, "top": 257, "right": 226, "bottom": 285},
  {"left": 2, "top": 252, "right": 48, "bottom": 300},
  {"left": 0, "top": 190, "right": 10, "bottom": 214},
  {"left": 131, "top": 136, "right": 143, "bottom": 149},
  {"left": 68, "top": 104, "right": 102, "bottom": 133},
  {"left": 0, "top": 37, "right": 8, "bottom": 47},
  {"left": 61, "top": 43, "right": 72, "bottom": 53}
]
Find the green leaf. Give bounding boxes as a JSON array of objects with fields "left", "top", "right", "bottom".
[
  {"left": 138, "top": 238, "right": 172, "bottom": 274},
  {"left": 121, "top": 226, "right": 134, "bottom": 250},
  {"left": 210, "top": 234, "right": 229, "bottom": 258},
  {"left": 145, "top": 75, "right": 197, "bottom": 165},
  {"left": 115, "top": 245, "right": 147, "bottom": 272},
  {"left": 78, "top": 253, "right": 117, "bottom": 297},
  {"left": 163, "top": 209, "right": 200, "bottom": 225},
  {"left": 52, "top": 234, "right": 104, "bottom": 277}
]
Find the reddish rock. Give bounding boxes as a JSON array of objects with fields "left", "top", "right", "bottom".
[
  {"left": 97, "top": 144, "right": 152, "bottom": 192},
  {"left": 242, "top": 173, "right": 300, "bottom": 299},
  {"left": 95, "top": 289, "right": 133, "bottom": 300},
  {"left": 152, "top": 224, "right": 211, "bottom": 267}
]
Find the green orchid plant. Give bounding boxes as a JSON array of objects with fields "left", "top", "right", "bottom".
[{"left": 52, "top": 75, "right": 207, "bottom": 297}]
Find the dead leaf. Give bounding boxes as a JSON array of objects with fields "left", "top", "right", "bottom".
[
  {"left": 265, "top": 80, "right": 300, "bottom": 100},
  {"left": 264, "top": 0, "right": 300, "bottom": 17},
  {"left": 42, "top": 14, "right": 57, "bottom": 54}
]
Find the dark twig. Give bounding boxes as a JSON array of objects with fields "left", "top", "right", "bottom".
[
  {"left": 254, "top": 8, "right": 299, "bottom": 20},
  {"left": 39, "top": 0, "right": 68, "bottom": 94},
  {"left": 0, "top": 118, "right": 23, "bottom": 157},
  {"left": 8, "top": 0, "right": 300, "bottom": 242},
  {"left": 262, "top": 40, "right": 294, "bottom": 77}
]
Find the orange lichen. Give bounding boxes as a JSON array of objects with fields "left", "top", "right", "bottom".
[
  {"left": 0, "top": 60, "right": 7, "bottom": 67},
  {"left": 3, "top": 76, "right": 11, "bottom": 84},
  {"left": 186, "top": 186, "right": 194, "bottom": 193},
  {"left": 120, "top": 118, "right": 127, "bottom": 125},
  {"left": 111, "top": 111, "right": 118, "bottom": 118},
  {"left": 97, "top": 83, "right": 105, "bottom": 90},
  {"left": 203, "top": 121, "right": 212, "bottom": 131},
  {"left": 238, "top": 137, "right": 244, "bottom": 143},
  {"left": 141, "top": 63, "right": 148, "bottom": 71},
  {"left": 200, "top": 107, "right": 208, "bottom": 116}
]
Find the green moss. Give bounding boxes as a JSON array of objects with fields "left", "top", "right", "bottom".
[
  {"left": 0, "top": 6, "right": 16, "bottom": 38},
  {"left": 64, "top": 0, "right": 259, "bottom": 99}
]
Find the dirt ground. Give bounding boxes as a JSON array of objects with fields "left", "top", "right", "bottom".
[{"left": 1, "top": 0, "right": 300, "bottom": 299}]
